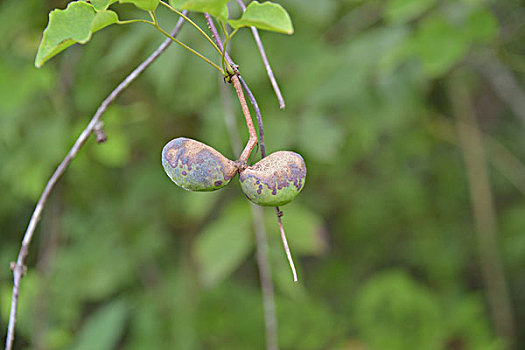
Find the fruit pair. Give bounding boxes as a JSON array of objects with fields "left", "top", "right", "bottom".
[{"left": 161, "top": 137, "right": 306, "bottom": 206}]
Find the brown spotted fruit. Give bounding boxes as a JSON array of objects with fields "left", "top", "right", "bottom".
[
  {"left": 162, "top": 137, "right": 238, "bottom": 191},
  {"left": 239, "top": 151, "right": 306, "bottom": 206}
]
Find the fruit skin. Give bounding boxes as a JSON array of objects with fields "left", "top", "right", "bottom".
[
  {"left": 162, "top": 137, "right": 238, "bottom": 191},
  {"left": 239, "top": 151, "right": 306, "bottom": 206}
]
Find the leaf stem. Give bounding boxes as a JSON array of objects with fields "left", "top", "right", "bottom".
[
  {"left": 150, "top": 11, "right": 224, "bottom": 74},
  {"left": 221, "top": 27, "right": 239, "bottom": 78},
  {"left": 159, "top": 1, "right": 223, "bottom": 56},
  {"left": 118, "top": 19, "right": 154, "bottom": 25}
]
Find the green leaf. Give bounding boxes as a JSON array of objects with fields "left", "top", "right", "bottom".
[
  {"left": 69, "top": 300, "right": 128, "bottom": 350},
  {"left": 193, "top": 201, "right": 253, "bottom": 287},
  {"left": 169, "top": 0, "right": 229, "bottom": 22},
  {"left": 91, "top": 10, "right": 119, "bottom": 32},
  {"left": 119, "top": 0, "right": 159, "bottom": 11},
  {"left": 229, "top": 1, "right": 294, "bottom": 35},
  {"left": 35, "top": 2, "right": 96, "bottom": 68},
  {"left": 85, "top": 0, "right": 118, "bottom": 11},
  {"left": 384, "top": 0, "right": 437, "bottom": 24},
  {"left": 35, "top": 1, "right": 119, "bottom": 68}
]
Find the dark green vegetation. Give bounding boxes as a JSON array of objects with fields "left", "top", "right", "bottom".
[{"left": 1, "top": 0, "right": 525, "bottom": 349}]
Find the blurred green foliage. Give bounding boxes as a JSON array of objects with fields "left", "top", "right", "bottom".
[{"left": 1, "top": 0, "right": 525, "bottom": 349}]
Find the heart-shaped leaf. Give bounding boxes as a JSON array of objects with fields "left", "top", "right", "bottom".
[
  {"left": 119, "top": 0, "right": 159, "bottom": 11},
  {"left": 35, "top": 1, "right": 119, "bottom": 67},
  {"left": 169, "top": 0, "right": 229, "bottom": 22},
  {"left": 86, "top": 0, "right": 118, "bottom": 11},
  {"left": 91, "top": 10, "right": 119, "bottom": 32},
  {"left": 229, "top": 1, "right": 293, "bottom": 35}
]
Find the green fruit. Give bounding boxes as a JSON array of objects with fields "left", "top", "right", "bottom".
[
  {"left": 239, "top": 151, "right": 306, "bottom": 206},
  {"left": 162, "top": 137, "right": 238, "bottom": 191}
]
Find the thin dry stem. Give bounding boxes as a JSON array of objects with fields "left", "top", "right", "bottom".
[
  {"left": 238, "top": 76, "right": 266, "bottom": 158},
  {"left": 231, "top": 75, "right": 258, "bottom": 165},
  {"left": 235, "top": 0, "right": 285, "bottom": 109},
  {"left": 4, "top": 15, "right": 188, "bottom": 350},
  {"left": 204, "top": 13, "right": 233, "bottom": 65},
  {"left": 275, "top": 207, "right": 298, "bottom": 282}
]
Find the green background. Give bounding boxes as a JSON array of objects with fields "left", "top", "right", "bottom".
[{"left": 1, "top": 0, "right": 525, "bottom": 349}]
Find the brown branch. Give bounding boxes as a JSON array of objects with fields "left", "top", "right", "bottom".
[
  {"left": 235, "top": 0, "right": 285, "bottom": 109},
  {"left": 4, "top": 14, "right": 188, "bottom": 350},
  {"left": 449, "top": 72, "right": 516, "bottom": 348},
  {"left": 231, "top": 75, "right": 258, "bottom": 166},
  {"left": 238, "top": 76, "right": 266, "bottom": 159}
]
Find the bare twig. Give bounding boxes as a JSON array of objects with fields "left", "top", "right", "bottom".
[
  {"left": 204, "top": 13, "right": 232, "bottom": 63},
  {"left": 235, "top": 0, "right": 285, "bottom": 109},
  {"left": 4, "top": 14, "right": 188, "bottom": 350},
  {"left": 449, "top": 72, "right": 516, "bottom": 348},
  {"left": 275, "top": 207, "right": 297, "bottom": 282}
]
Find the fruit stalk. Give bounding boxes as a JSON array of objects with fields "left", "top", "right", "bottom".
[{"left": 231, "top": 74, "right": 258, "bottom": 167}]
